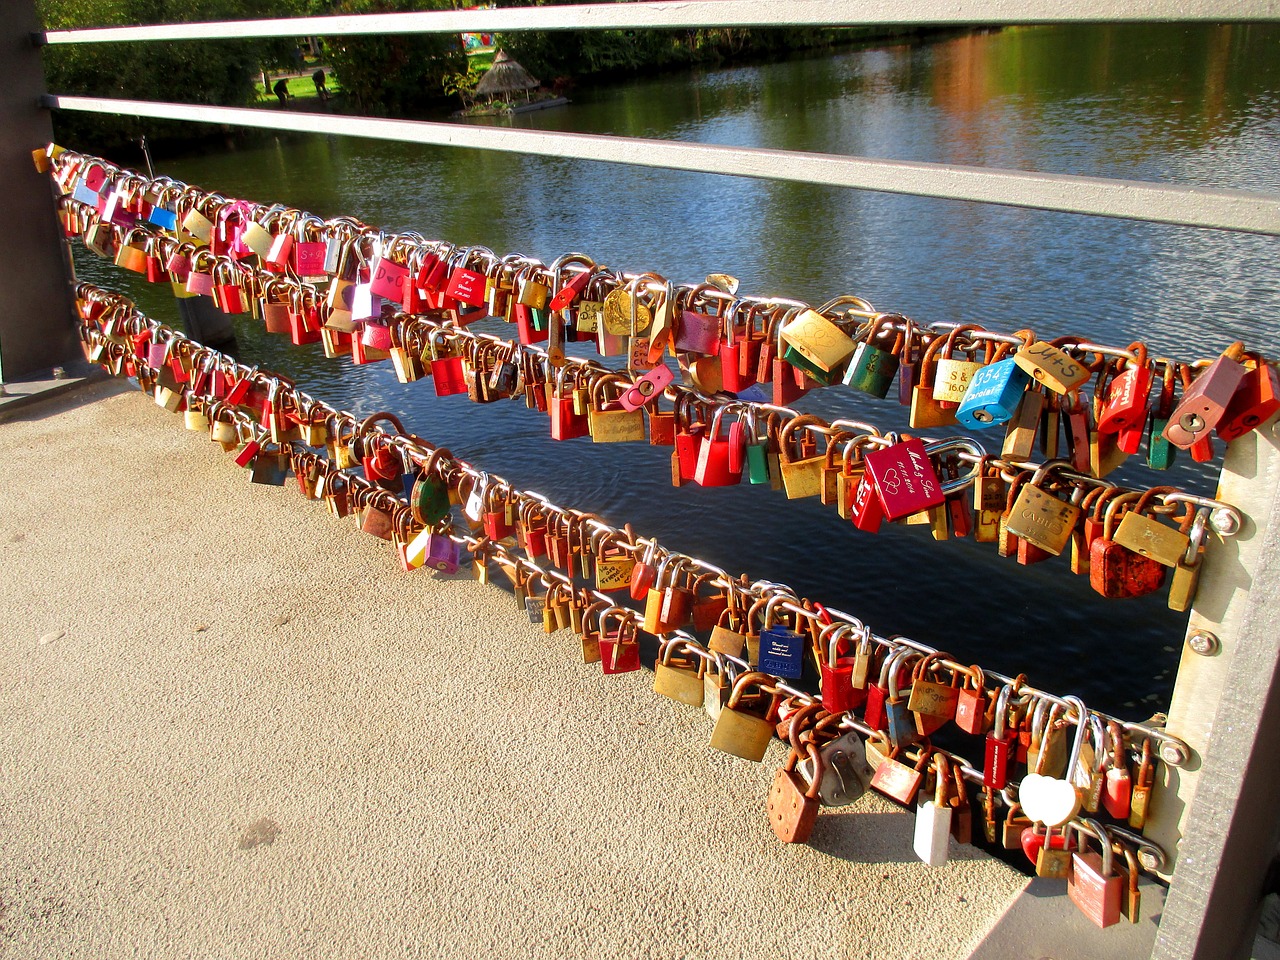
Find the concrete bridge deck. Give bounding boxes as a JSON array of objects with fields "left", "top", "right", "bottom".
[{"left": 0, "top": 379, "right": 1167, "bottom": 959}]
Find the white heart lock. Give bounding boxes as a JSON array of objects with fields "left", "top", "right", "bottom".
[{"left": 1019, "top": 773, "right": 1081, "bottom": 827}]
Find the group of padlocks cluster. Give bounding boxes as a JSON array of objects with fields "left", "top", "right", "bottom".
[
  {"left": 77, "top": 277, "right": 1179, "bottom": 929},
  {"left": 42, "top": 146, "right": 1263, "bottom": 615}
]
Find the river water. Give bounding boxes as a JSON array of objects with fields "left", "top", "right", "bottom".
[{"left": 74, "top": 23, "right": 1280, "bottom": 718}]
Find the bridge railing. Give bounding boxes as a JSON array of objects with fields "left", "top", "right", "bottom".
[{"left": 12, "top": 3, "right": 1280, "bottom": 958}]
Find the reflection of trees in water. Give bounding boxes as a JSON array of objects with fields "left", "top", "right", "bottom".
[{"left": 926, "top": 25, "right": 1280, "bottom": 164}]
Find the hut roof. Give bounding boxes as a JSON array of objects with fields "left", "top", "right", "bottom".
[{"left": 475, "top": 49, "right": 540, "bottom": 96}]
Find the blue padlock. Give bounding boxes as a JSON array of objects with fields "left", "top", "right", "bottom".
[
  {"left": 756, "top": 596, "right": 806, "bottom": 679},
  {"left": 956, "top": 357, "right": 1031, "bottom": 430}
]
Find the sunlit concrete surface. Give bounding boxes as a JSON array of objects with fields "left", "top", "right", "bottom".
[{"left": 0, "top": 381, "right": 1030, "bottom": 960}]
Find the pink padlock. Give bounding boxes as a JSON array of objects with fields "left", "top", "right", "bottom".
[{"left": 619, "top": 365, "right": 674, "bottom": 412}]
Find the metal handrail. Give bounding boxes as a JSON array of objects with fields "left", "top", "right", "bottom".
[
  {"left": 36, "top": 0, "right": 1280, "bottom": 44},
  {"left": 43, "top": 96, "right": 1280, "bottom": 235}
]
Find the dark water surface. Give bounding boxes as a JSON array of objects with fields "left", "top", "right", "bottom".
[{"left": 76, "top": 24, "right": 1280, "bottom": 718}]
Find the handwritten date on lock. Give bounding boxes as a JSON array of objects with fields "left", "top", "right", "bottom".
[{"left": 864, "top": 439, "right": 944, "bottom": 520}]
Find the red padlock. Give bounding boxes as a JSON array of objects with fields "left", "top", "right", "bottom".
[
  {"left": 1095, "top": 344, "right": 1152, "bottom": 434},
  {"left": 693, "top": 407, "right": 744, "bottom": 488},
  {"left": 863, "top": 436, "right": 945, "bottom": 521},
  {"left": 819, "top": 623, "right": 863, "bottom": 714},
  {"left": 1217, "top": 356, "right": 1280, "bottom": 442}
]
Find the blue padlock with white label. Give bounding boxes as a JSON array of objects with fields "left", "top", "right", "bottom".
[
  {"left": 757, "top": 596, "right": 806, "bottom": 679},
  {"left": 956, "top": 357, "right": 1031, "bottom": 430}
]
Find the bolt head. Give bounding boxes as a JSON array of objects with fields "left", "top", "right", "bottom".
[{"left": 1188, "top": 631, "right": 1221, "bottom": 657}]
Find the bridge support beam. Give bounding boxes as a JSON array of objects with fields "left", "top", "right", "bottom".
[{"left": 0, "top": 0, "right": 79, "bottom": 381}]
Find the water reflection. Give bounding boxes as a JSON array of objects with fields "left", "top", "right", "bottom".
[{"left": 75, "top": 23, "right": 1280, "bottom": 716}]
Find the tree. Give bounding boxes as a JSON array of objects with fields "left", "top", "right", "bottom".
[
  {"left": 318, "top": 0, "right": 465, "bottom": 115},
  {"left": 36, "top": 0, "right": 286, "bottom": 154}
]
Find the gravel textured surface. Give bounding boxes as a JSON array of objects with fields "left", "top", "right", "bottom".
[{"left": 0, "top": 382, "right": 1026, "bottom": 960}]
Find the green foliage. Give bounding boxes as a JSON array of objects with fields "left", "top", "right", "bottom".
[
  {"left": 319, "top": 0, "right": 465, "bottom": 116},
  {"left": 37, "top": 0, "right": 274, "bottom": 154}
]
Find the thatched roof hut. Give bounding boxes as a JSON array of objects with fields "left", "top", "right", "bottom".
[{"left": 475, "top": 49, "right": 540, "bottom": 100}]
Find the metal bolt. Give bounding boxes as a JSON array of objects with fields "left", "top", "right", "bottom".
[
  {"left": 1210, "top": 508, "right": 1240, "bottom": 537},
  {"left": 1160, "top": 741, "right": 1191, "bottom": 767},
  {"left": 51, "top": 366, "right": 66, "bottom": 380},
  {"left": 1138, "top": 849, "right": 1161, "bottom": 872},
  {"left": 1188, "top": 631, "right": 1221, "bottom": 657}
]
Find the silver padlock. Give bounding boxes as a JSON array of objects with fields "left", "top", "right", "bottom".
[{"left": 800, "top": 730, "right": 874, "bottom": 806}]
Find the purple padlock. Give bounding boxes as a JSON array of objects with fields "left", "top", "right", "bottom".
[{"left": 424, "top": 533, "right": 459, "bottom": 574}]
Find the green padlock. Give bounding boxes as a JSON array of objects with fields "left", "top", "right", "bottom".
[
  {"left": 782, "top": 344, "right": 840, "bottom": 386},
  {"left": 1147, "top": 362, "right": 1177, "bottom": 470},
  {"left": 843, "top": 315, "right": 906, "bottom": 398}
]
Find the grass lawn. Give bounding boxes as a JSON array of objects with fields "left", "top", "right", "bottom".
[{"left": 255, "top": 74, "right": 342, "bottom": 103}]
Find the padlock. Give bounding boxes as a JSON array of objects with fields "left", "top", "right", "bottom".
[
  {"left": 779, "top": 306, "right": 857, "bottom": 376},
  {"left": 1100, "top": 721, "right": 1131, "bottom": 819},
  {"left": 869, "top": 744, "right": 932, "bottom": 806},
  {"left": 954, "top": 664, "right": 990, "bottom": 735},
  {"left": 756, "top": 595, "right": 806, "bottom": 679},
  {"left": 547, "top": 365, "right": 590, "bottom": 441},
  {"left": 1217, "top": 355, "right": 1280, "bottom": 442},
  {"left": 709, "top": 671, "right": 778, "bottom": 762},
  {"left": 1002, "top": 387, "right": 1046, "bottom": 460},
  {"left": 956, "top": 354, "right": 1030, "bottom": 430},
  {"left": 1014, "top": 339, "right": 1091, "bottom": 395},
  {"left": 1115, "top": 842, "right": 1144, "bottom": 924},
  {"left": 1096, "top": 343, "right": 1153, "bottom": 434},
  {"left": 914, "top": 754, "right": 954, "bottom": 867},
  {"left": 1068, "top": 820, "right": 1123, "bottom": 928},
  {"left": 949, "top": 760, "right": 973, "bottom": 845},
  {"left": 1129, "top": 738, "right": 1155, "bottom": 830},
  {"left": 776, "top": 414, "right": 827, "bottom": 500},
  {"left": 931, "top": 324, "right": 986, "bottom": 405},
  {"left": 1024, "top": 822, "right": 1075, "bottom": 879},
  {"left": 1002, "top": 801, "right": 1034, "bottom": 850},
  {"left": 865, "top": 646, "right": 907, "bottom": 733},
  {"left": 795, "top": 726, "right": 870, "bottom": 808},
  {"left": 1002, "top": 460, "right": 1081, "bottom": 556},
  {"left": 983, "top": 683, "right": 1021, "bottom": 790},
  {"left": 1018, "top": 695, "right": 1089, "bottom": 828},
  {"left": 1112, "top": 486, "right": 1191, "bottom": 568},
  {"left": 579, "top": 526, "right": 625, "bottom": 590},
  {"left": 599, "top": 609, "right": 641, "bottom": 675},
  {"left": 693, "top": 406, "right": 744, "bottom": 488},
  {"left": 588, "top": 374, "right": 645, "bottom": 443},
  {"left": 653, "top": 638, "right": 706, "bottom": 706},
  {"left": 884, "top": 650, "right": 922, "bottom": 750},
  {"left": 818, "top": 623, "right": 861, "bottom": 714},
  {"left": 1090, "top": 494, "right": 1167, "bottom": 598},
  {"left": 766, "top": 740, "right": 825, "bottom": 843},
  {"left": 863, "top": 436, "right": 946, "bottom": 521},
  {"left": 907, "top": 651, "right": 960, "bottom": 735},
  {"left": 1164, "top": 345, "right": 1248, "bottom": 448},
  {"left": 426, "top": 330, "right": 467, "bottom": 397},
  {"left": 843, "top": 314, "right": 908, "bottom": 397}
]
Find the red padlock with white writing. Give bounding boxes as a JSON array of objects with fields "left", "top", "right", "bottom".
[
  {"left": 863, "top": 436, "right": 945, "bottom": 520},
  {"left": 1096, "top": 343, "right": 1152, "bottom": 434}
]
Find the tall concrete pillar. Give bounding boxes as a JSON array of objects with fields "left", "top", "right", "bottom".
[{"left": 0, "top": 1, "right": 79, "bottom": 380}]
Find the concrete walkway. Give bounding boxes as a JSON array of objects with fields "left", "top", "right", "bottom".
[{"left": 0, "top": 382, "right": 1036, "bottom": 959}]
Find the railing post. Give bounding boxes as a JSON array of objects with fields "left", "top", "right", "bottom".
[
  {"left": 0, "top": 0, "right": 79, "bottom": 380},
  {"left": 1147, "top": 415, "right": 1280, "bottom": 960}
]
